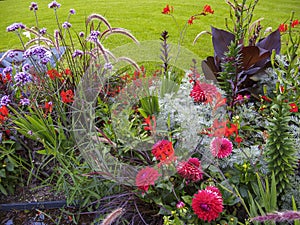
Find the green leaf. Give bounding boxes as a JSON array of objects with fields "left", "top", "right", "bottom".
[
  {"left": 181, "top": 195, "right": 192, "bottom": 205},
  {"left": 0, "top": 183, "right": 8, "bottom": 195}
]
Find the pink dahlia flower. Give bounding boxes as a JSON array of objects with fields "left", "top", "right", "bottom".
[{"left": 210, "top": 137, "right": 233, "bottom": 158}]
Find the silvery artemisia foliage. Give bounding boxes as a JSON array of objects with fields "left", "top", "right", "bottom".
[
  {"left": 157, "top": 75, "right": 222, "bottom": 161},
  {"left": 291, "top": 116, "right": 300, "bottom": 158}
]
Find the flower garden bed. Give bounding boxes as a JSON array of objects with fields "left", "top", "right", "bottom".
[{"left": 0, "top": 1, "right": 300, "bottom": 224}]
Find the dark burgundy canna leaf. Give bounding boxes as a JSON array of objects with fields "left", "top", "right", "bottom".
[
  {"left": 256, "top": 29, "right": 281, "bottom": 54},
  {"left": 201, "top": 56, "right": 218, "bottom": 81},
  {"left": 241, "top": 46, "right": 270, "bottom": 70},
  {"left": 211, "top": 26, "right": 235, "bottom": 60}
]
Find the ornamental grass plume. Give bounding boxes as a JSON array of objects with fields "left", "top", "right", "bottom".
[
  {"left": 191, "top": 186, "right": 223, "bottom": 222},
  {"left": 176, "top": 157, "right": 203, "bottom": 182},
  {"left": 100, "top": 208, "right": 124, "bottom": 225}
]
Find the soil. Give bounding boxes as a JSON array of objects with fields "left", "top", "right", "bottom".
[{"left": 0, "top": 185, "right": 97, "bottom": 225}]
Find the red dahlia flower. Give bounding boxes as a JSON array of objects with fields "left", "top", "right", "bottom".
[
  {"left": 152, "top": 139, "right": 174, "bottom": 161},
  {"left": 176, "top": 158, "right": 203, "bottom": 182},
  {"left": 190, "top": 82, "right": 207, "bottom": 103},
  {"left": 210, "top": 137, "right": 233, "bottom": 158},
  {"left": 135, "top": 167, "right": 161, "bottom": 192},
  {"left": 192, "top": 186, "right": 223, "bottom": 222}
]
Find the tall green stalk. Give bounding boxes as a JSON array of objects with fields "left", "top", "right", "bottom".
[{"left": 264, "top": 94, "right": 297, "bottom": 196}]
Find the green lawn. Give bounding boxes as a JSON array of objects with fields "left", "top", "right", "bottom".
[{"left": 0, "top": 0, "right": 299, "bottom": 59}]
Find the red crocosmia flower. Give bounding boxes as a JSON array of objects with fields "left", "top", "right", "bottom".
[
  {"left": 225, "top": 123, "right": 238, "bottom": 137},
  {"left": 235, "top": 135, "right": 243, "bottom": 144},
  {"left": 0, "top": 73, "right": 11, "bottom": 84},
  {"left": 64, "top": 68, "right": 72, "bottom": 76},
  {"left": 0, "top": 105, "right": 9, "bottom": 124},
  {"left": 135, "top": 167, "right": 161, "bottom": 192},
  {"left": 44, "top": 101, "right": 53, "bottom": 115},
  {"left": 47, "top": 69, "right": 62, "bottom": 80},
  {"left": 190, "top": 82, "right": 207, "bottom": 103},
  {"left": 261, "top": 95, "right": 272, "bottom": 102},
  {"left": 291, "top": 19, "right": 299, "bottom": 28},
  {"left": 210, "top": 137, "right": 233, "bottom": 158},
  {"left": 208, "top": 119, "right": 227, "bottom": 137},
  {"left": 192, "top": 186, "right": 223, "bottom": 222},
  {"left": 289, "top": 103, "right": 298, "bottom": 112},
  {"left": 203, "top": 4, "right": 214, "bottom": 14},
  {"left": 162, "top": 4, "right": 173, "bottom": 14},
  {"left": 143, "top": 115, "right": 156, "bottom": 132},
  {"left": 152, "top": 139, "right": 174, "bottom": 161},
  {"left": 176, "top": 158, "right": 203, "bottom": 182},
  {"left": 278, "top": 23, "right": 288, "bottom": 32},
  {"left": 60, "top": 89, "right": 74, "bottom": 103},
  {"left": 188, "top": 16, "right": 195, "bottom": 25}
]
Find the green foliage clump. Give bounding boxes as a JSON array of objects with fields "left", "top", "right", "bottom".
[{"left": 264, "top": 95, "right": 297, "bottom": 196}]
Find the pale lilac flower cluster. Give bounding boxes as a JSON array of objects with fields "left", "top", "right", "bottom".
[
  {"left": 87, "top": 30, "right": 101, "bottom": 42},
  {"left": 0, "top": 95, "right": 11, "bottom": 106},
  {"left": 14, "top": 72, "right": 32, "bottom": 86},
  {"left": 39, "top": 28, "right": 47, "bottom": 35},
  {"left": 6, "top": 23, "right": 26, "bottom": 32},
  {"left": 48, "top": 1, "right": 61, "bottom": 9},
  {"left": 62, "top": 21, "right": 72, "bottom": 29},
  {"left": 24, "top": 46, "right": 51, "bottom": 65},
  {"left": 29, "top": 2, "right": 38, "bottom": 11},
  {"left": 3, "top": 67, "right": 12, "bottom": 74},
  {"left": 69, "top": 9, "right": 76, "bottom": 14},
  {"left": 20, "top": 98, "right": 30, "bottom": 106}
]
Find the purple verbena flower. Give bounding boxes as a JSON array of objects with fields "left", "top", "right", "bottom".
[
  {"left": 20, "top": 98, "right": 30, "bottom": 106},
  {"left": 14, "top": 72, "right": 32, "bottom": 86},
  {"left": 6, "top": 23, "right": 26, "bottom": 32},
  {"left": 104, "top": 62, "right": 113, "bottom": 70},
  {"left": 39, "top": 28, "right": 47, "bottom": 35},
  {"left": 72, "top": 50, "right": 84, "bottom": 58},
  {"left": 79, "top": 31, "right": 84, "bottom": 37},
  {"left": 0, "top": 95, "right": 11, "bottom": 106},
  {"left": 69, "top": 9, "right": 76, "bottom": 14},
  {"left": 22, "top": 63, "right": 30, "bottom": 72},
  {"left": 87, "top": 30, "right": 101, "bottom": 42},
  {"left": 29, "top": 2, "right": 38, "bottom": 11},
  {"left": 3, "top": 67, "right": 12, "bottom": 74},
  {"left": 48, "top": 1, "right": 61, "bottom": 9},
  {"left": 24, "top": 46, "right": 51, "bottom": 65},
  {"left": 62, "top": 21, "right": 72, "bottom": 29},
  {"left": 8, "top": 51, "right": 18, "bottom": 59}
]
